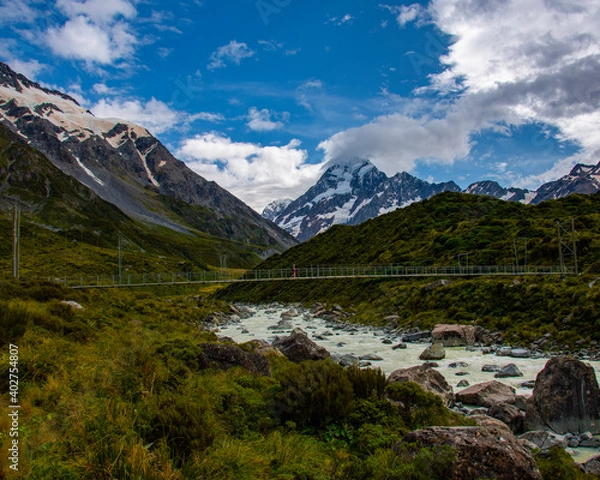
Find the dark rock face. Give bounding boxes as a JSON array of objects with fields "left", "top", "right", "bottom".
[
  {"left": 582, "top": 455, "right": 600, "bottom": 476},
  {"left": 525, "top": 356, "right": 600, "bottom": 434},
  {"left": 388, "top": 364, "right": 454, "bottom": 406},
  {"left": 272, "top": 331, "right": 331, "bottom": 363},
  {"left": 456, "top": 380, "right": 517, "bottom": 408},
  {"left": 199, "top": 343, "right": 271, "bottom": 376},
  {"left": 488, "top": 403, "right": 526, "bottom": 434},
  {"left": 432, "top": 324, "right": 476, "bottom": 347},
  {"left": 394, "top": 422, "right": 542, "bottom": 480}
]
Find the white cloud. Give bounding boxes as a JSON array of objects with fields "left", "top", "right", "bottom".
[
  {"left": 45, "top": 0, "right": 137, "bottom": 65},
  {"left": 320, "top": 0, "right": 600, "bottom": 189},
  {"left": 0, "top": 0, "right": 40, "bottom": 26},
  {"left": 91, "top": 97, "right": 179, "bottom": 134},
  {"left": 207, "top": 40, "right": 255, "bottom": 70},
  {"left": 191, "top": 112, "right": 226, "bottom": 123},
  {"left": 381, "top": 4, "right": 425, "bottom": 27},
  {"left": 318, "top": 112, "right": 474, "bottom": 176},
  {"left": 177, "top": 133, "right": 323, "bottom": 211},
  {"left": 46, "top": 15, "right": 137, "bottom": 64},
  {"left": 246, "top": 107, "right": 288, "bottom": 132},
  {"left": 328, "top": 14, "right": 354, "bottom": 26},
  {"left": 56, "top": 0, "right": 136, "bottom": 23}
]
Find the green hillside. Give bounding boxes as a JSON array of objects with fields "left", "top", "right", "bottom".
[
  {"left": 0, "top": 125, "right": 273, "bottom": 278},
  {"left": 256, "top": 192, "right": 600, "bottom": 271},
  {"left": 220, "top": 193, "right": 600, "bottom": 347}
]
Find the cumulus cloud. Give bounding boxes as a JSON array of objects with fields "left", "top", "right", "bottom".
[
  {"left": 321, "top": 0, "right": 600, "bottom": 187},
  {"left": 177, "top": 133, "right": 323, "bottom": 211},
  {"left": 207, "top": 40, "right": 255, "bottom": 70},
  {"left": 46, "top": 0, "right": 137, "bottom": 64},
  {"left": 4, "top": 58, "right": 46, "bottom": 80},
  {"left": 91, "top": 97, "right": 181, "bottom": 134},
  {"left": 0, "top": 0, "right": 40, "bottom": 26},
  {"left": 246, "top": 107, "right": 288, "bottom": 132},
  {"left": 91, "top": 96, "right": 225, "bottom": 134}
]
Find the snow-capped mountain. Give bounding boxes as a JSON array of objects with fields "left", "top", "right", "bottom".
[
  {"left": 530, "top": 163, "right": 600, "bottom": 204},
  {"left": 262, "top": 198, "right": 293, "bottom": 222},
  {"left": 271, "top": 158, "right": 460, "bottom": 241},
  {"left": 267, "top": 158, "right": 600, "bottom": 241},
  {"left": 0, "top": 61, "right": 295, "bottom": 250},
  {"left": 464, "top": 181, "right": 532, "bottom": 203}
]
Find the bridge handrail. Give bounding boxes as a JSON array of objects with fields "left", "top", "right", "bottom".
[{"left": 18, "top": 263, "right": 575, "bottom": 289}]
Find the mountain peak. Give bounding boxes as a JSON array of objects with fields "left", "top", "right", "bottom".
[{"left": 0, "top": 61, "right": 81, "bottom": 106}]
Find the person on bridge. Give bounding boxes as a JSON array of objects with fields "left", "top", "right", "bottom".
[{"left": 292, "top": 264, "right": 298, "bottom": 278}]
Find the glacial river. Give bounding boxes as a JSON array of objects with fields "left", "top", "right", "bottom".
[{"left": 219, "top": 304, "right": 600, "bottom": 463}]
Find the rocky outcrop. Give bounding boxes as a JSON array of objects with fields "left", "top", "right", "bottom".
[
  {"left": 419, "top": 343, "right": 446, "bottom": 360},
  {"left": 456, "top": 380, "right": 518, "bottom": 408},
  {"left": 199, "top": 343, "right": 272, "bottom": 376},
  {"left": 525, "top": 356, "right": 600, "bottom": 434},
  {"left": 394, "top": 421, "right": 542, "bottom": 480},
  {"left": 272, "top": 330, "right": 331, "bottom": 363},
  {"left": 388, "top": 364, "right": 454, "bottom": 406},
  {"left": 240, "top": 339, "right": 284, "bottom": 358},
  {"left": 432, "top": 324, "right": 477, "bottom": 347}
]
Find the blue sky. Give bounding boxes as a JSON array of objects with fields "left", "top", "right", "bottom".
[{"left": 1, "top": 0, "right": 599, "bottom": 211}]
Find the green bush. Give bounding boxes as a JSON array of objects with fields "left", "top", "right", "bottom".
[
  {"left": 0, "top": 300, "right": 32, "bottom": 345},
  {"left": 385, "top": 382, "right": 466, "bottom": 430},
  {"left": 141, "top": 391, "right": 218, "bottom": 461},
  {"left": 273, "top": 360, "right": 355, "bottom": 428},
  {"left": 346, "top": 366, "right": 387, "bottom": 400},
  {"left": 536, "top": 446, "right": 597, "bottom": 480}
]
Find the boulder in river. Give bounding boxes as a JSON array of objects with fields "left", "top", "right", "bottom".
[
  {"left": 419, "top": 343, "right": 446, "bottom": 361},
  {"left": 394, "top": 420, "right": 542, "bottom": 480},
  {"left": 518, "top": 431, "right": 567, "bottom": 450},
  {"left": 388, "top": 364, "right": 454, "bottom": 406},
  {"left": 272, "top": 330, "right": 331, "bottom": 363},
  {"left": 432, "top": 324, "right": 477, "bottom": 347},
  {"left": 525, "top": 356, "right": 600, "bottom": 434},
  {"left": 488, "top": 403, "right": 525, "bottom": 434},
  {"left": 495, "top": 363, "right": 524, "bottom": 378},
  {"left": 456, "top": 380, "right": 518, "bottom": 408}
]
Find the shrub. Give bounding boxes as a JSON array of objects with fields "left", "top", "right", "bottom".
[
  {"left": 273, "top": 360, "right": 355, "bottom": 428},
  {"left": 536, "top": 446, "right": 597, "bottom": 480},
  {"left": 346, "top": 366, "right": 387, "bottom": 400},
  {"left": 0, "top": 300, "right": 32, "bottom": 345}
]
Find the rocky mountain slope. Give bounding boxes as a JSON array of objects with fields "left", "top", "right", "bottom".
[
  {"left": 264, "top": 158, "right": 600, "bottom": 241},
  {"left": 0, "top": 61, "right": 296, "bottom": 251}
]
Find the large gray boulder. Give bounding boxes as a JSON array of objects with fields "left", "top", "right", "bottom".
[
  {"left": 394, "top": 420, "right": 542, "bottom": 480},
  {"left": 419, "top": 343, "right": 446, "bottom": 361},
  {"left": 525, "top": 356, "right": 600, "bottom": 434},
  {"left": 456, "top": 380, "right": 518, "bottom": 408},
  {"left": 388, "top": 364, "right": 454, "bottom": 406},
  {"left": 432, "top": 324, "right": 477, "bottom": 347},
  {"left": 272, "top": 330, "right": 331, "bottom": 363}
]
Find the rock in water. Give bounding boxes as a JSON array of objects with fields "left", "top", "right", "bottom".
[
  {"left": 272, "top": 330, "right": 331, "bottom": 363},
  {"left": 419, "top": 343, "right": 446, "bottom": 361},
  {"left": 456, "top": 380, "right": 517, "bottom": 408},
  {"left": 199, "top": 343, "right": 272, "bottom": 376},
  {"left": 525, "top": 356, "right": 600, "bottom": 434},
  {"left": 432, "top": 324, "right": 476, "bottom": 347},
  {"left": 394, "top": 421, "right": 542, "bottom": 480},
  {"left": 388, "top": 364, "right": 454, "bottom": 406},
  {"left": 494, "top": 363, "right": 523, "bottom": 378}
]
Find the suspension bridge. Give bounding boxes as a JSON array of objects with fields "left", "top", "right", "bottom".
[{"left": 38, "top": 264, "right": 576, "bottom": 289}]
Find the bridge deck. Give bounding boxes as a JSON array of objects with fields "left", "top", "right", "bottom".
[{"left": 46, "top": 264, "right": 575, "bottom": 289}]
